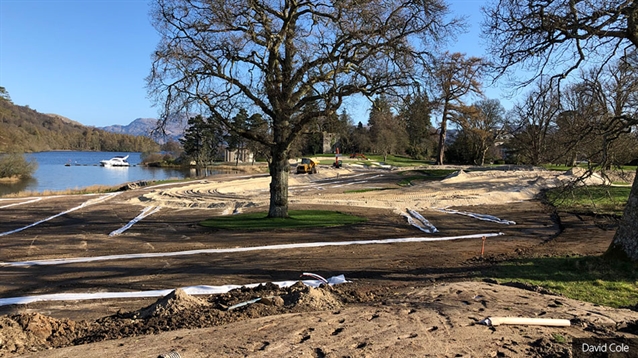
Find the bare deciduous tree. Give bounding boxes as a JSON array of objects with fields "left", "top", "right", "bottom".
[
  {"left": 147, "top": 0, "right": 456, "bottom": 218},
  {"left": 431, "top": 52, "right": 484, "bottom": 165},
  {"left": 482, "top": 0, "right": 638, "bottom": 260},
  {"left": 453, "top": 99, "right": 507, "bottom": 166},
  {"left": 508, "top": 80, "right": 561, "bottom": 166}
]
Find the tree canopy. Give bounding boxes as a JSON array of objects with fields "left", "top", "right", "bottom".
[
  {"left": 483, "top": 0, "right": 638, "bottom": 86},
  {"left": 148, "top": 0, "right": 457, "bottom": 217}
]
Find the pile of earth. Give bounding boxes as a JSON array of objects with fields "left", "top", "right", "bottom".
[
  {"left": 0, "top": 282, "right": 345, "bottom": 356},
  {"left": 3, "top": 280, "right": 638, "bottom": 357}
]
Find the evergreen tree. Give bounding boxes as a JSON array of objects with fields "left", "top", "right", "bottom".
[
  {"left": 368, "top": 96, "right": 407, "bottom": 162},
  {"left": 400, "top": 93, "right": 434, "bottom": 159},
  {"left": 180, "top": 115, "right": 223, "bottom": 166},
  {"left": 226, "top": 109, "right": 251, "bottom": 165}
]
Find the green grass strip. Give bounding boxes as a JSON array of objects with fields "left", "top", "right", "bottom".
[
  {"left": 344, "top": 188, "right": 396, "bottom": 194},
  {"left": 364, "top": 155, "right": 432, "bottom": 167},
  {"left": 200, "top": 210, "right": 367, "bottom": 230},
  {"left": 545, "top": 185, "right": 630, "bottom": 216},
  {"left": 483, "top": 256, "right": 638, "bottom": 308}
]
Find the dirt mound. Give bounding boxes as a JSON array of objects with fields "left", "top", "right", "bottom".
[
  {"left": 0, "top": 313, "right": 85, "bottom": 354},
  {"left": 286, "top": 282, "right": 343, "bottom": 310},
  {"left": 0, "top": 283, "right": 344, "bottom": 355},
  {"left": 12, "top": 281, "right": 638, "bottom": 358},
  {"left": 137, "top": 288, "right": 208, "bottom": 319}
]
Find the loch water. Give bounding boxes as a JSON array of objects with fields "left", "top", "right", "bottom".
[{"left": 0, "top": 151, "right": 193, "bottom": 196}]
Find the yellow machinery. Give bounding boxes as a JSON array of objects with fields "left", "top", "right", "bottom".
[{"left": 296, "top": 158, "right": 318, "bottom": 174}]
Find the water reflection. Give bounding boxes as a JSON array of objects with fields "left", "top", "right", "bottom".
[{"left": 0, "top": 177, "right": 36, "bottom": 196}]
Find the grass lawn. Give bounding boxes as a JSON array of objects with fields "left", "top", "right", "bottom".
[
  {"left": 545, "top": 185, "right": 631, "bottom": 216},
  {"left": 495, "top": 184, "right": 635, "bottom": 307},
  {"left": 200, "top": 210, "right": 367, "bottom": 230},
  {"left": 299, "top": 154, "right": 435, "bottom": 168},
  {"left": 541, "top": 163, "right": 638, "bottom": 172},
  {"left": 317, "top": 159, "right": 342, "bottom": 166},
  {"left": 364, "top": 154, "right": 432, "bottom": 167},
  {"left": 541, "top": 164, "right": 585, "bottom": 171},
  {"left": 483, "top": 256, "right": 638, "bottom": 308},
  {"left": 344, "top": 188, "right": 396, "bottom": 194}
]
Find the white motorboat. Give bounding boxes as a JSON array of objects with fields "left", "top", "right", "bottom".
[{"left": 100, "top": 155, "right": 130, "bottom": 167}]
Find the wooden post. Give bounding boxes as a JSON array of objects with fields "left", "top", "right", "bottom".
[{"left": 481, "top": 236, "right": 486, "bottom": 257}]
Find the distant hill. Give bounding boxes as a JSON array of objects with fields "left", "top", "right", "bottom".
[
  {"left": 100, "top": 117, "right": 187, "bottom": 144},
  {"left": 44, "top": 113, "right": 84, "bottom": 127},
  {"left": 0, "top": 98, "right": 159, "bottom": 153}
]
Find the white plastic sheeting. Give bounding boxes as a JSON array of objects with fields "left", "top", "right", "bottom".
[
  {"left": 404, "top": 209, "right": 438, "bottom": 233},
  {"left": 0, "top": 233, "right": 504, "bottom": 267},
  {"left": 0, "top": 274, "right": 349, "bottom": 307},
  {"left": 109, "top": 206, "right": 161, "bottom": 236},
  {"left": 0, "top": 193, "right": 121, "bottom": 237},
  {"left": 435, "top": 208, "right": 516, "bottom": 225}
]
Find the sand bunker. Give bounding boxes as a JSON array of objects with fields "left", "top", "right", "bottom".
[{"left": 135, "top": 166, "right": 604, "bottom": 213}]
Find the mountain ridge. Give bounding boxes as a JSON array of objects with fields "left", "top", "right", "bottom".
[{"left": 100, "top": 117, "right": 187, "bottom": 144}]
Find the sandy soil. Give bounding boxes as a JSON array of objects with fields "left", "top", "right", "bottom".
[{"left": 0, "top": 164, "right": 635, "bottom": 357}]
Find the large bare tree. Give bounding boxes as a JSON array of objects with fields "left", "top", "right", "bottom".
[
  {"left": 147, "top": 0, "right": 456, "bottom": 218},
  {"left": 508, "top": 80, "right": 561, "bottom": 166},
  {"left": 483, "top": 0, "right": 638, "bottom": 260},
  {"left": 431, "top": 52, "right": 484, "bottom": 165}
]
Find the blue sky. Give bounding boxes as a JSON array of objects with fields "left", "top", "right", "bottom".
[{"left": 1, "top": 0, "right": 500, "bottom": 128}]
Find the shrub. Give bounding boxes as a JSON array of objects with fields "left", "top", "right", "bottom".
[{"left": 0, "top": 153, "right": 38, "bottom": 179}]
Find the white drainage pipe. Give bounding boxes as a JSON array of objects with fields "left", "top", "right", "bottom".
[{"left": 480, "top": 317, "right": 571, "bottom": 327}]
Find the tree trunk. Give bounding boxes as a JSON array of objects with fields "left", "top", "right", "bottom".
[
  {"left": 267, "top": 147, "right": 290, "bottom": 218},
  {"left": 436, "top": 104, "right": 449, "bottom": 165},
  {"left": 480, "top": 146, "right": 488, "bottom": 166},
  {"left": 605, "top": 167, "right": 638, "bottom": 261}
]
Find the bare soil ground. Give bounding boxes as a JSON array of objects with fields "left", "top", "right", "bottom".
[{"left": 0, "top": 165, "right": 636, "bottom": 357}]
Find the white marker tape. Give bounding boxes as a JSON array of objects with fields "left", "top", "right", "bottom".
[
  {"left": 0, "top": 193, "right": 120, "bottom": 237},
  {"left": 0, "top": 274, "right": 349, "bottom": 306},
  {"left": 0, "top": 233, "right": 504, "bottom": 267},
  {"left": 0, "top": 197, "right": 43, "bottom": 209}
]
